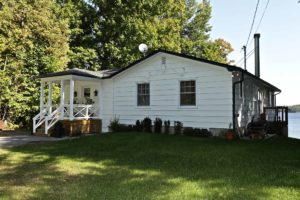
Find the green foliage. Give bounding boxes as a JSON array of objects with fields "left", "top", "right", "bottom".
[
  {"left": 203, "top": 38, "right": 234, "bottom": 64},
  {"left": 135, "top": 120, "right": 143, "bottom": 132},
  {"left": 88, "top": 0, "right": 185, "bottom": 69},
  {"left": 181, "top": 0, "right": 233, "bottom": 63},
  {"left": 69, "top": 47, "right": 100, "bottom": 70},
  {"left": 154, "top": 118, "right": 163, "bottom": 133},
  {"left": 289, "top": 104, "right": 300, "bottom": 113},
  {"left": 57, "top": 0, "right": 99, "bottom": 69},
  {"left": 183, "top": 127, "right": 212, "bottom": 137},
  {"left": 2, "top": 133, "right": 300, "bottom": 199},
  {"left": 142, "top": 117, "right": 152, "bottom": 132},
  {"left": 66, "top": 0, "right": 233, "bottom": 70},
  {"left": 164, "top": 120, "right": 171, "bottom": 134},
  {"left": 174, "top": 121, "right": 183, "bottom": 135},
  {"left": 109, "top": 116, "right": 121, "bottom": 132},
  {"left": 0, "top": 0, "right": 70, "bottom": 126}
]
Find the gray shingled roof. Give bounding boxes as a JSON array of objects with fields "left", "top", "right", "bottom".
[
  {"left": 39, "top": 50, "right": 280, "bottom": 92},
  {"left": 39, "top": 68, "right": 120, "bottom": 79}
]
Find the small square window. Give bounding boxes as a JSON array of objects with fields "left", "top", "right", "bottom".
[{"left": 84, "top": 88, "right": 90, "bottom": 98}]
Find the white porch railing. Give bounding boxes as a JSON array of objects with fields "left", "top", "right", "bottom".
[
  {"left": 62, "top": 104, "right": 100, "bottom": 119},
  {"left": 33, "top": 104, "right": 100, "bottom": 134},
  {"left": 33, "top": 108, "right": 47, "bottom": 133},
  {"left": 45, "top": 105, "right": 62, "bottom": 134}
]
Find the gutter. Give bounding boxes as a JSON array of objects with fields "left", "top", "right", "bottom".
[
  {"left": 274, "top": 91, "right": 281, "bottom": 106},
  {"left": 232, "top": 71, "right": 244, "bottom": 134}
]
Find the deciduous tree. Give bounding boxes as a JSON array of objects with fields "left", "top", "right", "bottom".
[{"left": 0, "top": 0, "right": 69, "bottom": 126}]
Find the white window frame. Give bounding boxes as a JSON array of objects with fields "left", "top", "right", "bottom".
[
  {"left": 178, "top": 79, "right": 197, "bottom": 108},
  {"left": 136, "top": 82, "right": 150, "bottom": 107}
]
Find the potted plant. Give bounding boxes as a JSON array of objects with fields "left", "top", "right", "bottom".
[{"left": 225, "top": 123, "right": 235, "bottom": 140}]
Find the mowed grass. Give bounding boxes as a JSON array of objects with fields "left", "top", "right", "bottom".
[{"left": 0, "top": 133, "right": 300, "bottom": 200}]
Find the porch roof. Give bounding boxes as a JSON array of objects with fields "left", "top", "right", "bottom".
[{"left": 39, "top": 68, "right": 120, "bottom": 79}]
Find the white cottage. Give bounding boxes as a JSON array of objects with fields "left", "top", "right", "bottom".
[{"left": 33, "top": 49, "right": 280, "bottom": 136}]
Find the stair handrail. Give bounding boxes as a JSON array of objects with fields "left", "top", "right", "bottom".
[
  {"left": 45, "top": 105, "right": 62, "bottom": 134},
  {"left": 33, "top": 108, "right": 47, "bottom": 133}
]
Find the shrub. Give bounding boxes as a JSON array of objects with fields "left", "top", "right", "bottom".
[
  {"left": 183, "top": 127, "right": 194, "bottom": 136},
  {"left": 51, "top": 121, "right": 64, "bottom": 137},
  {"left": 127, "top": 125, "right": 134, "bottom": 132},
  {"left": 143, "top": 117, "right": 152, "bottom": 132},
  {"left": 182, "top": 127, "right": 212, "bottom": 138},
  {"left": 174, "top": 121, "right": 183, "bottom": 135},
  {"left": 194, "top": 128, "right": 201, "bottom": 136},
  {"left": 135, "top": 120, "right": 143, "bottom": 132},
  {"left": 164, "top": 120, "right": 170, "bottom": 134},
  {"left": 199, "top": 129, "right": 212, "bottom": 137},
  {"left": 154, "top": 118, "right": 163, "bottom": 133},
  {"left": 117, "top": 124, "right": 134, "bottom": 132},
  {"left": 109, "top": 117, "right": 121, "bottom": 132}
]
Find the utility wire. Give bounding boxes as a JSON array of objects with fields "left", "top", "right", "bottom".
[
  {"left": 237, "top": 51, "right": 255, "bottom": 68},
  {"left": 235, "top": 49, "right": 254, "bottom": 66},
  {"left": 248, "top": 0, "right": 271, "bottom": 48},
  {"left": 254, "top": 0, "right": 271, "bottom": 33},
  {"left": 236, "top": 49, "right": 254, "bottom": 64},
  {"left": 235, "top": 50, "right": 254, "bottom": 66},
  {"left": 245, "top": 0, "right": 261, "bottom": 48}
]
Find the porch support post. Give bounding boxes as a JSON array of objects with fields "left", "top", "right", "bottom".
[
  {"left": 60, "top": 80, "right": 65, "bottom": 119},
  {"left": 69, "top": 79, "right": 74, "bottom": 120},
  {"left": 98, "top": 84, "right": 102, "bottom": 119},
  {"left": 40, "top": 81, "right": 45, "bottom": 112},
  {"left": 47, "top": 81, "right": 52, "bottom": 114}
]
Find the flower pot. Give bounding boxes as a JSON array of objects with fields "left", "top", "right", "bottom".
[{"left": 225, "top": 131, "right": 235, "bottom": 140}]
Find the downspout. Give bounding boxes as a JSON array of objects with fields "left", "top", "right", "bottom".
[
  {"left": 232, "top": 71, "right": 244, "bottom": 134},
  {"left": 274, "top": 91, "right": 281, "bottom": 106}
]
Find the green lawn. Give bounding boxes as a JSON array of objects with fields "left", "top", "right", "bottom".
[{"left": 0, "top": 133, "right": 300, "bottom": 200}]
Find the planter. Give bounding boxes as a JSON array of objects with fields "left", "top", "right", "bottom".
[{"left": 225, "top": 131, "right": 235, "bottom": 140}]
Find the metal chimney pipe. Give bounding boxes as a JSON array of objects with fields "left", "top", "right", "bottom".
[{"left": 254, "top": 33, "right": 260, "bottom": 77}]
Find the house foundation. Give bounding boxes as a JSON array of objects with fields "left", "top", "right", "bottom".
[{"left": 60, "top": 119, "right": 102, "bottom": 136}]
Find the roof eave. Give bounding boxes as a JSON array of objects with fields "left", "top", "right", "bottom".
[{"left": 38, "top": 71, "right": 102, "bottom": 79}]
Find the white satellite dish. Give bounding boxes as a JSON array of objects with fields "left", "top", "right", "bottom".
[{"left": 139, "top": 43, "right": 148, "bottom": 54}]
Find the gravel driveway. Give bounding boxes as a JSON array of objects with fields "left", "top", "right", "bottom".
[{"left": 0, "top": 135, "right": 67, "bottom": 148}]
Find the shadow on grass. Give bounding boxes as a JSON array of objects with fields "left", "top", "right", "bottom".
[{"left": 1, "top": 133, "right": 300, "bottom": 199}]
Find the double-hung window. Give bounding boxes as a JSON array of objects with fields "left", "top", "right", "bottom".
[
  {"left": 137, "top": 83, "right": 150, "bottom": 106},
  {"left": 180, "top": 80, "right": 196, "bottom": 106},
  {"left": 83, "top": 88, "right": 91, "bottom": 98}
]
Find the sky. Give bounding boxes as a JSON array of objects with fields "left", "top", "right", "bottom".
[{"left": 207, "top": 0, "right": 300, "bottom": 106}]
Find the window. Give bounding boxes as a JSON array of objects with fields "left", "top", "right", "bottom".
[
  {"left": 137, "top": 83, "right": 150, "bottom": 106},
  {"left": 269, "top": 92, "right": 274, "bottom": 106},
  {"left": 180, "top": 80, "right": 196, "bottom": 106},
  {"left": 83, "top": 88, "right": 90, "bottom": 98},
  {"left": 239, "top": 82, "right": 243, "bottom": 98}
]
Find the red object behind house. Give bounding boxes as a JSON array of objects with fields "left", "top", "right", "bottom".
[{"left": 0, "top": 120, "right": 5, "bottom": 130}]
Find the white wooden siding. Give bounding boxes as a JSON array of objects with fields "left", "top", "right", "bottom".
[
  {"left": 101, "top": 79, "right": 114, "bottom": 132},
  {"left": 101, "top": 53, "right": 233, "bottom": 131},
  {"left": 235, "top": 74, "right": 273, "bottom": 127}
]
